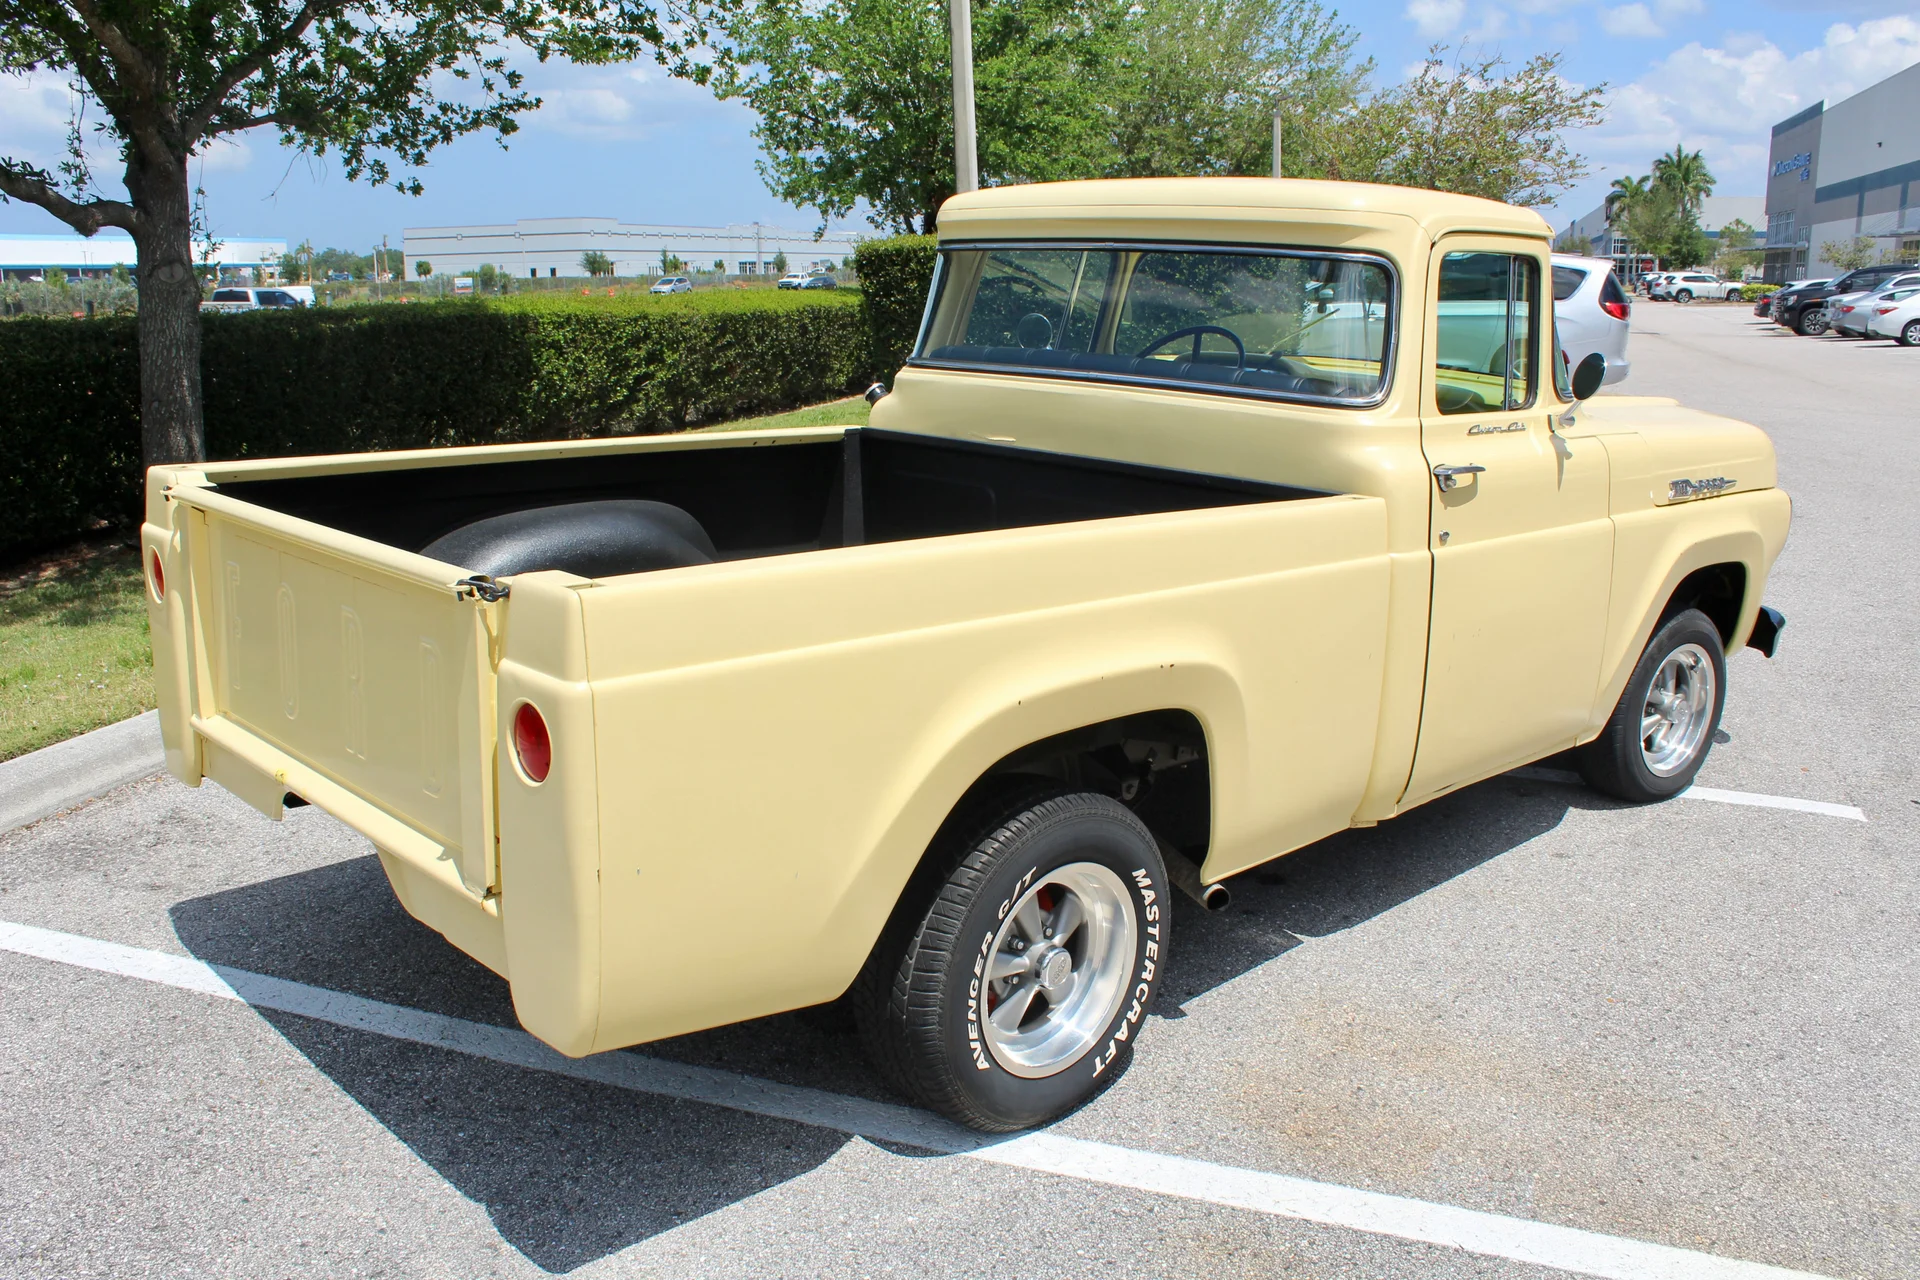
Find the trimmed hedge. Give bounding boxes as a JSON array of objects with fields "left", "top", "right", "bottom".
[
  {"left": 1736, "top": 283, "right": 1780, "bottom": 302},
  {"left": 855, "top": 235, "right": 938, "bottom": 383},
  {"left": 0, "top": 290, "right": 869, "bottom": 561}
]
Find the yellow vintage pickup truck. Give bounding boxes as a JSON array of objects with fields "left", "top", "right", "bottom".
[{"left": 144, "top": 179, "right": 1790, "bottom": 1131}]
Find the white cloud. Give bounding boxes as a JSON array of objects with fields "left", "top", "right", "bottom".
[
  {"left": 193, "top": 135, "right": 253, "bottom": 173},
  {"left": 1405, "top": 0, "right": 1468, "bottom": 36},
  {"left": 1601, "top": 3, "right": 1664, "bottom": 36},
  {"left": 1552, "top": 15, "right": 1920, "bottom": 222}
]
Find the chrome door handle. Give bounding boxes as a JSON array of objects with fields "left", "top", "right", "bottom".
[{"left": 1432, "top": 463, "right": 1486, "bottom": 492}]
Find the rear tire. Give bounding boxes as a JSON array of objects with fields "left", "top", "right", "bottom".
[
  {"left": 1675, "top": 289, "right": 1693, "bottom": 303},
  {"left": 1578, "top": 609, "right": 1726, "bottom": 803},
  {"left": 855, "top": 788, "right": 1170, "bottom": 1132},
  {"left": 1902, "top": 320, "right": 1920, "bottom": 348}
]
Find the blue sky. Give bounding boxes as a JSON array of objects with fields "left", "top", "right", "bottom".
[{"left": 3, "top": 7, "right": 1918, "bottom": 250}]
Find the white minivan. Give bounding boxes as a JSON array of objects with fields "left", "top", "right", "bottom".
[{"left": 1552, "top": 254, "right": 1631, "bottom": 385}]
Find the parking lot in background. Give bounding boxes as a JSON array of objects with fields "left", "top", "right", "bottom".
[{"left": 3, "top": 301, "right": 1915, "bottom": 1280}]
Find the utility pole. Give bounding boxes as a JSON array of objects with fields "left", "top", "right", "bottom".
[
  {"left": 754, "top": 221, "right": 763, "bottom": 276},
  {"left": 1271, "top": 112, "right": 1284, "bottom": 178},
  {"left": 950, "top": 0, "right": 979, "bottom": 194}
]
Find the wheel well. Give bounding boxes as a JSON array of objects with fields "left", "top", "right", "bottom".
[
  {"left": 1662, "top": 562, "right": 1747, "bottom": 647},
  {"left": 967, "top": 709, "right": 1213, "bottom": 862}
]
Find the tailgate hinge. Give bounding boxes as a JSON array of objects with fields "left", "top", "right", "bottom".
[{"left": 453, "top": 575, "right": 510, "bottom": 603}]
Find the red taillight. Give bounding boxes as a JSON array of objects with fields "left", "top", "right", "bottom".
[
  {"left": 1876, "top": 306, "right": 1898, "bottom": 314},
  {"left": 148, "top": 550, "right": 165, "bottom": 601},
  {"left": 1601, "top": 299, "right": 1630, "bottom": 321},
  {"left": 513, "top": 702, "right": 552, "bottom": 783}
]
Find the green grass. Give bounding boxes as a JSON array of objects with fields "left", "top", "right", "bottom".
[
  {"left": 0, "top": 394, "right": 870, "bottom": 760},
  {"left": 691, "top": 395, "right": 871, "bottom": 433},
  {"left": 0, "top": 542, "right": 154, "bottom": 762}
]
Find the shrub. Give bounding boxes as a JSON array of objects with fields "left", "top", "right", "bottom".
[
  {"left": 1737, "top": 283, "right": 1780, "bottom": 302},
  {"left": 0, "top": 289, "right": 869, "bottom": 560},
  {"left": 854, "top": 234, "right": 937, "bottom": 384}
]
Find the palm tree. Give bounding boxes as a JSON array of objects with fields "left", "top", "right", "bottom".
[
  {"left": 1652, "top": 146, "right": 1714, "bottom": 216},
  {"left": 1605, "top": 173, "right": 1650, "bottom": 223}
]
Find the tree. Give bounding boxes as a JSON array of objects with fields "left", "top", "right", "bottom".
[
  {"left": 0, "top": 2, "right": 703, "bottom": 465},
  {"left": 1617, "top": 185, "right": 1710, "bottom": 268},
  {"left": 771, "top": 250, "right": 788, "bottom": 274},
  {"left": 581, "top": 250, "right": 615, "bottom": 276},
  {"left": 415, "top": 259, "right": 432, "bottom": 279},
  {"left": 1821, "top": 236, "right": 1874, "bottom": 273},
  {"left": 713, "top": 0, "right": 1119, "bottom": 233},
  {"left": 1357, "top": 47, "right": 1605, "bottom": 207},
  {"left": 1605, "top": 173, "right": 1649, "bottom": 223},
  {"left": 1557, "top": 230, "right": 1593, "bottom": 256},
  {"left": 1651, "top": 145, "right": 1713, "bottom": 216},
  {"left": 1713, "top": 217, "right": 1760, "bottom": 278},
  {"left": 1102, "top": 0, "right": 1376, "bottom": 181}
]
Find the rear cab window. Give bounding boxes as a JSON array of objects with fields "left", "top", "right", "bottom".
[
  {"left": 913, "top": 243, "right": 1396, "bottom": 406},
  {"left": 1433, "top": 250, "right": 1539, "bottom": 416}
]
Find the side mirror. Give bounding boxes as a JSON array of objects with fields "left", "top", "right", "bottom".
[
  {"left": 1313, "top": 285, "right": 1337, "bottom": 314},
  {"left": 1570, "top": 352, "right": 1606, "bottom": 401}
]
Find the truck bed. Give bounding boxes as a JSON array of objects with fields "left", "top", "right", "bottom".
[{"left": 214, "top": 428, "right": 1324, "bottom": 568}]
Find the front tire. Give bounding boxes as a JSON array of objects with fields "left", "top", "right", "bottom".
[
  {"left": 1577, "top": 608, "right": 1727, "bottom": 802},
  {"left": 1795, "top": 308, "right": 1828, "bottom": 336},
  {"left": 855, "top": 788, "right": 1170, "bottom": 1131}
]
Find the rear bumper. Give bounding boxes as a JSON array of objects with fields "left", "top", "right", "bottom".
[{"left": 1746, "top": 605, "right": 1786, "bottom": 658}]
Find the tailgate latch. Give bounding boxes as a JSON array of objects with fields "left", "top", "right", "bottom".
[{"left": 453, "top": 575, "right": 510, "bottom": 603}]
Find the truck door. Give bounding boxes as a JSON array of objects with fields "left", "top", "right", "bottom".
[{"left": 1404, "top": 240, "right": 1613, "bottom": 803}]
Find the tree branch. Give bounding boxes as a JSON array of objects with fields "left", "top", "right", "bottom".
[
  {"left": 184, "top": 0, "right": 351, "bottom": 143},
  {"left": 64, "top": 0, "right": 160, "bottom": 100},
  {"left": 0, "top": 159, "right": 138, "bottom": 235}
]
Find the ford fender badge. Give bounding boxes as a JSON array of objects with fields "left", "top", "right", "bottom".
[{"left": 1668, "top": 476, "right": 1736, "bottom": 500}]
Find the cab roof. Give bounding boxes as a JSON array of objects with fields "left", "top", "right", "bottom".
[{"left": 936, "top": 177, "right": 1550, "bottom": 247}]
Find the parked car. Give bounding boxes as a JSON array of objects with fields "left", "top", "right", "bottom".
[
  {"left": 799, "top": 274, "right": 837, "bottom": 290},
  {"left": 649, "top": 276, "right": 692, "bottom": 295},
  {"left": 1766, "top": 279, "right": 1828, "bottom": 323},
  {"left": 1773, "top": 265, "right": 1914, "bottom": 335},
  {"left": 776, "top": 271, "right": 811, "bottom": 289},
  {"left": 200, "top": 286, "right": 309, "bottom": 313},
  {"left": 144, "top": 177, "right": 1791, "bottom": 1134},
  {"left": 1823, "top": 270, "right": 1920, "bottom": 337},
  {"left": 1663, "top": 272, "right": 1741, "bottom": 303},
  {"left": 1551, "top": 254, "right": 1631, "bottom": 384},
  {"left": 1863, "top": 287, "right": 1920, "bottom": 345}
]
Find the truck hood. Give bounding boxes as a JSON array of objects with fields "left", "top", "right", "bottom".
[{"left": 1570, "top": 396, "right": 1778, "bottom": 508}]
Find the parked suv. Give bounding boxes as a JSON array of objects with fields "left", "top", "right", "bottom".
[
  {"left": 1774, "top": 265, "right": 1915, "bottom": 336},
  {"left": 1551, "top": 254, "right": 1632, "bottom": 384},
  {"left": 1663, "top": 272, "right": 1741, "bottom": 303}
]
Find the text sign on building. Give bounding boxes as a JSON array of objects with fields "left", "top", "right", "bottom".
[{"left": 1772, "top": 153, "right": 1812, "bottom": 182}]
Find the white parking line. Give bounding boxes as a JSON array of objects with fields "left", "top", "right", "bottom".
[
  {"left": 0, "top": 918, "right": 1836, "bottom": 1280},
  {"left": 1506, "top": 768, "right": 1867, "bottom": 821}
]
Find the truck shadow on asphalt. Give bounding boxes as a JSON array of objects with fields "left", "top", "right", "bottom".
[{"left": 167, "top": 772, "right": 1608, "bottom": 1273}]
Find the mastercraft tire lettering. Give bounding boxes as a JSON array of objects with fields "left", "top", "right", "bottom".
[{"left": 856, "top": 788, "right": 1171, "bottom": 1132}]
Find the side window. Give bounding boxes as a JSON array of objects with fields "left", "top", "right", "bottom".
[
  {"left": 1433, "top": 251, "right": 1538, "bottom": 416},
  {"left": 1551, "top": 265, "right": 1587, "bottom": 301}
]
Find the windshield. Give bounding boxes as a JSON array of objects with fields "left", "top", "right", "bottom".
[{"left": 915, "top": 244, "right": 1394, "bottom": 405}]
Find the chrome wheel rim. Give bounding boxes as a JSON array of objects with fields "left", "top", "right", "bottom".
[
  {"left": 981, "top": 862, "right": 1137, "bottom": 1079},
  {"left": 1641, "top": 642, "right": 1716, "bottom": 777}
]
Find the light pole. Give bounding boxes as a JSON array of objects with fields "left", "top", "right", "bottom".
[
  {"left": 950, "top": 0, "right": 978, "bottom": 194},
  {"left": 1271, "top": 112, "right": 1283, "bottom": 178}
]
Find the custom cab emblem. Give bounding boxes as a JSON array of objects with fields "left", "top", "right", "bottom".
[
  {"left": 1668, "top": 476, "right": 1736, "bottom": 501},
  {"left": 1467, "top": 421, "right": 1527, "bottom": 435}
]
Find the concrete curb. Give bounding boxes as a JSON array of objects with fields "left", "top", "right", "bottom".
[{"left": 0, "top": 710, "right": 165, "bottom": 834}]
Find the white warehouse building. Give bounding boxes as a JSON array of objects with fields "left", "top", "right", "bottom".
[
  {"left": 0, "top": 231, "right": 286, "bottom": 281},
  {"left": 402, "top": 217, "right": 865, "bottom": 279}
]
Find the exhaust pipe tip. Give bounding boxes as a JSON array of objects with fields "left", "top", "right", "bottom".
[
  {"left": 1197, "top": 881, "right": 1231, "bottom": 912},
  {"left": 1157, "top": 837, "right": 1231, "bottom": 912}
]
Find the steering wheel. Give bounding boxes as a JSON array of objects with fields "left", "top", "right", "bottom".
[{"left": 1136, "top": 324, "right": 1246, "bottom": 368}]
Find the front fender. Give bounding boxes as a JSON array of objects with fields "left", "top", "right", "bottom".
[{"left": 1591, "top": 487, "right": 1792, "bottom": 732}]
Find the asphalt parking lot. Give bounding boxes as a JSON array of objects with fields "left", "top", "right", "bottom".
[{"left": 3, "top": 300, "right": 1915, "bottom": 1280}]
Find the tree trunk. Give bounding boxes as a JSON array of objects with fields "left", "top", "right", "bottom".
[{"left": 126, "top": 148, "right": 205, "bottom": 465}]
